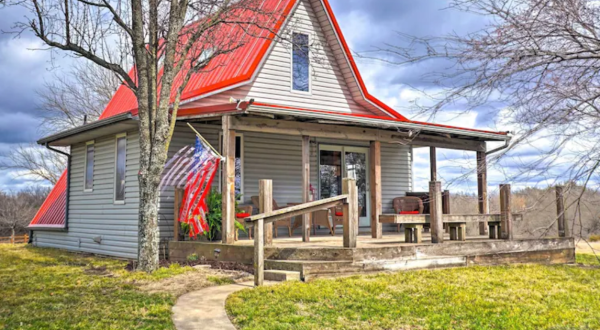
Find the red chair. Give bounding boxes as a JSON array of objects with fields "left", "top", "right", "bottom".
[{"left": 393, "top": 197, "right": 424, "bottom": 232}]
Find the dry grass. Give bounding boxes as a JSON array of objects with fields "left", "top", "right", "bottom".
[
  {"left": 139, "top": 266, "right": 251, "bottom": 296},
  {"left": 0, "top": 244, "right": 250, "bottom": 329}
]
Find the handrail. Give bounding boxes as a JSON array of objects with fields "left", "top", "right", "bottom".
[
  {"left": 245, "top": 195, "right": 348, "bottom": 224},
  {"left": 252, "top": 178, "right": 358, "bottom": 287}
]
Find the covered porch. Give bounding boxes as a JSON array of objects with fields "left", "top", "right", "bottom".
[{"left": 168, "top": 104, "right": 574, "bottom": 284}]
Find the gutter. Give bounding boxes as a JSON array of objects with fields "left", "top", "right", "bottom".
[
  {"left": 486, "top": 139, "right": 510, "bottom": 155},
  {"left": 248, "top": 105, "right": 511, "bottom": 142},
  {"left": 37, "top": 112, "right": 134, "bottom": 145},
  {"left": 45, "top": 143, "right": 71, "bottom": 231}
]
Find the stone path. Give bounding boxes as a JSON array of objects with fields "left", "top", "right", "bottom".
[{"left": 172, "top": 281, "right": 273, "bottom": 330}]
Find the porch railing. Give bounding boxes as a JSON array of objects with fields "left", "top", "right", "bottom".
[{"left": 244, "top": 178, "right": 359, "bottom": 286}]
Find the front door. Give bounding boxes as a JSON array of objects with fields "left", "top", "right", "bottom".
[{"left": 319, "top": 145, "right": 370, "bottom": 227}]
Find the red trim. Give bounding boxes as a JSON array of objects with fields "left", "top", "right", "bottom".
[
  {"left": 320, "top": 0, "right": 408, "bottom": 122},
  {"left": 253, "top": 101, "right": 508, "bottom": 136}
]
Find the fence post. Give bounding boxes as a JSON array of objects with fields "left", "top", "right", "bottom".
[
  {"left": 260, "top": 180, "right": 273, "bottom": 246},
  {"left": 254, "top": 179, "right": 272, "bottom": 286},
  {"left": 430, "top": 181, "right": 444, "bottom": 243},
  {"left": 173, "top": 188, "right": 183, "bottom": 241},
  {"left": 500, "top": 184, "right": 513, "bottom": 240},
  {"left": 556, "top": 186, "right": 569, "bottom": 238},
  {"left": 342, "top": 178, "right": 358, "bottom": 248}
]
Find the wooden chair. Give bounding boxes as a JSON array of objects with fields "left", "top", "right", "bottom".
[
  {"left": 251, "top": 196, "right": 293, "bottom": 237},
  {"left": 329, "top": 205, "right": 363, "bottom": 235},
  {"left": 235, "top": 205, "right": 253, "bottom": 241},
  {"left": 312, "top": 209, "right": 335, "bottom": 235},
  {"left": 393, "top": 196, "right": 424, "bottom": 232}
]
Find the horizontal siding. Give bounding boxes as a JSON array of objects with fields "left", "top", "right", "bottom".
[
  {"left": 34, "top": 131, "right": 140, "bottom": 259},
  {"left": 245, "top": 0, "right": 376, "bottom": 115}
]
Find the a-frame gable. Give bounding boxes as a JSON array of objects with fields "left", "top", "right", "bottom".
[{"left": 242, "top": 0, "right": 394, "bottom": 117}]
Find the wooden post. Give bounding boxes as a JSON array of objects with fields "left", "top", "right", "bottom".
[
  {"left": 430, "top": 147, "right": 437, "bottom": 181},
  {"left": 302, "top": 136, "right": 311, "bottom": 242},
  {"left": 369, "top": 141, "right": 382, "bottom": 239},
  {"left": 477, "top": 151, "right": 489, "bottom": 235},
  {"left": 556, "top": 186, "right": 569, "bottom": 238},
  {"left": 429, "top": 181, "right": 443, "bottom": 243},
  {"left": 259, "top": 180, "right": 273, "bottom": 246},
  {"left": 173, "top": 188, "right": 183, "bottom": 241},
  {"left": 221, "top": 116, "right": 236, "bottom": 244},
  {"left": 343, "top": 178, "right": 358, "bottom": 248},
  {"left": 254, "top": 217, "right": 264, "bottom": 286},
  {"left": 500, "top": 184, "right": 513, "bottom": 240}
]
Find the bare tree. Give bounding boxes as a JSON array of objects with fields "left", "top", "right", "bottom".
[
  {"left": 5, "top": 0, "right": 283, "bottom": 271},
  {"left": 377, "top": 0, "right": 600, "bottom": 240},
  {"left": 0, "top": 62, "right": 119, "bottom": 185},
  {"left": 0, "top": 187, "right": 49, "bottom": 239},
  {"left": 38, "top": 61, "right": 121, "bottom": 133}
]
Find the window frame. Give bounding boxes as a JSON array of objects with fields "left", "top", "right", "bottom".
[
  {"left": 218, "top": 132, "right": 244, "bottom": 202},
  {"left": 83, "top": 140, "right": 95, "bottom": 192},
  {"left": 290, "top": 31, "right": 312, "bottom": 94},
  {"left": 114, "top": 133, "right": 127, "bottom": 205}
]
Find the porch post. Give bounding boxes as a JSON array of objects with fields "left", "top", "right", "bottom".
[
  {"left": 221, "top": 115, "right": 236, "bottom": 244},
  {"left": 430, "top": 181, "right": 444, "bottom": 243},
  {"left": 302, "top": 136, "right": 311, "bottom": 242},
  {"left": 370, "top": 141, "right": 382, "bottom": 239},
  {"left": 556, "top": 186, "right": 569, "bottom": 238},
  {"left": 429, "top": 147, "right": 437, "bottom": 181},
  {"left": 477, "top": 151, "right": 489, "bottom": 235},
  {"left": 260, "top": 180, "right": 273, "bottom": 246},
  {"left": 500, "top": 184, "right": 513, "bottom": 240}
]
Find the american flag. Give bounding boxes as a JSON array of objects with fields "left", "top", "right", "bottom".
[{"left": 160, "top": 136, "right": 221, "bottom": 237}]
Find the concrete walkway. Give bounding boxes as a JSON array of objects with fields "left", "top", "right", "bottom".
[{"left": 172, "top": 281, "right": 272, "bottom": 330}]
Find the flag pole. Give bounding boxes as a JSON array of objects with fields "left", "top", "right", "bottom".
[{"left": 186, "top": 123, "right": 224, "bottom": 160}]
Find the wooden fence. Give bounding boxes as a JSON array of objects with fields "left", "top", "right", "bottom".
[{"left": 0, "top": 234, "right": 29, "bottom": 244}]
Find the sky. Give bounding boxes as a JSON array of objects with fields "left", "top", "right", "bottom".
[{"left": 0, "top": 0, "right": 556, "bottom": 194}]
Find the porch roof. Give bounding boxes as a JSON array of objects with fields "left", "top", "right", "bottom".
[{"left": 246, "top": 102, "right": 510, "bottom": 142}]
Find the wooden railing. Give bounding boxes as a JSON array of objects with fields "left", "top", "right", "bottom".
[
  {"left": 244, "top": 178, "right": 358, "bottom": 286},
  {"left": 0, "top": 234, "right": 29, "bottom": 244}
]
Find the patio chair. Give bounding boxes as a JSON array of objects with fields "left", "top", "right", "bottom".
[
  {"left": 329, "top": 205, "right": 363, "bottom": 235},
  {"left": 393, "top": 196, "right": 424, "bottom": 232},
  {"left": 250, "top": 196, "right": 293, "bottom": 237},
  {"left": 312, "top": 209, "right": 335, "bottom": 235},
  {"left": 235, "top": 205, "right": 253, "bottom": 241}
]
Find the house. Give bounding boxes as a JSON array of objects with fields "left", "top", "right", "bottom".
[{"left": 28, "top": 0, "right": 515, "bottom": 260}]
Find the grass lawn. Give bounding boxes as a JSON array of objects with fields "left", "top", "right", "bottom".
[
  {"left": 0, "top": 244, "right": 243, "bottom": 329},
  {"left": 227, "top": 254, "right": 600, "bottom": 330}
]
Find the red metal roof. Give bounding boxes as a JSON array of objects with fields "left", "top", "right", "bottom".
[{"left": 29, "top": 171, "right": 68, "bottom": 228}]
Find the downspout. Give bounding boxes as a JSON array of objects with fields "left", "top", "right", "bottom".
[
  {"left": 45, "top": 143, "right": 71, "bottom": 231},
  {"left": 486, "top": 138, "right": 510, "bottom": 156}
]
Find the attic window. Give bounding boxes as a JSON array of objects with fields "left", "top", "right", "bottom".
[
  {"left": 196, "top": 48, "right": 215, "bottom": 67},
  {"left": 292, "top": 33, "right": 310, "bottom": 92}
]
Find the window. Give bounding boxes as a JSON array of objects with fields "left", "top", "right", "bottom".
[
  {"left": 115, "top": 134, "right": 127, "bottom": 203},
  {"left": 84, "top": 141, "right": 94, "bottom": 191},
  {"left": 292, "top": 32, "right": 310, "bottom": 92},
  {"left": 219, "top": 134, "right": 243, "bottom": 200}
]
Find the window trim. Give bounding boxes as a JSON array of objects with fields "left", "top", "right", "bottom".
[
  {"left": 290, "top": 31, "right": 312, "bottom": 95},
  {"left": 83, "top": 140, "right": 95, "bottom": 192},
  {"left": 114, "top": 133, "right": 127, "bottom": 205},
  {"left": 218, "top": 132, "right": 244, "bottom": 202}
]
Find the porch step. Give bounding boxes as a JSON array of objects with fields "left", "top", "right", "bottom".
[
  {"left": 264, "top": 270, "right": 301, "bottom": 282},
  {"left": 265, "top": 256, "right": 468, "bottom": 281}
]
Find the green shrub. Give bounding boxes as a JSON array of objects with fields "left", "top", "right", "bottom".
[{"left": 590, "top": 234, "right": 600, "bottom": 242}]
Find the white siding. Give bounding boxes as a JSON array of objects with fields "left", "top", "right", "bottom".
[
  {"left": 34, "top": 131, "right": 141, "bottom": 259},
  {"left": 243, "top": 0, "right": 385, "bottom": 116}
]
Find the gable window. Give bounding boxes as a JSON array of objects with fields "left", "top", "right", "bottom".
[
  {"left": 84, "top": 141, "right": 94, "bottom": 191},
  {"left": 292, "top": 32, "right": 310, "bottom": 92},
  {"left": 114, "top": 134, "right": 127, "bottom": 203},
  {"left": 219, "top": 134, "right": 244, "bottom": 201}
]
